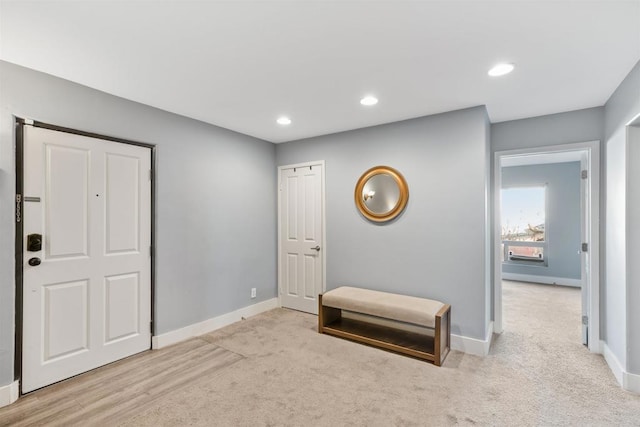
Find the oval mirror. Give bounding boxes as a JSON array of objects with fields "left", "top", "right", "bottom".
[{"left": 355, "top": 166, "right": 409, "bottom": 222}]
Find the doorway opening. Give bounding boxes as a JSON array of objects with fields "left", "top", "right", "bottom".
[{"left": 494, "top": 141, "right": 600, "bottom": 352}]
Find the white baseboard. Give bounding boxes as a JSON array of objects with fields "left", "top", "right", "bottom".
[
  {"left": 502, "top": 273, "right": 581, "bottom": 287},
  {"left": 602, "top": 341, "right": 624, "bottom": 385},
  {"left": 602, "top": 341, "right": 640, "bottom": 394},
  {"left": 595, "top": 339, "right": 604, "bottom": 354},
  {"left": 451, "top": 321, "right": 494, "bottom": 356},
  {"left": 152, "top": 298, "right": 279, "bottom": 349},
  {"left": 486, "top": 320, "right": 494, "bottom": 353},
  {"left": 624, "top": 370, "right": 640, "bottom": 394},
  {"left": 0, "top": 380, "right": 19, "bottom": 408}
]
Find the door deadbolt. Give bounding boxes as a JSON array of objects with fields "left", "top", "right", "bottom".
[{"left": 27, "top": 234, "right": 42, "bottom": 252}]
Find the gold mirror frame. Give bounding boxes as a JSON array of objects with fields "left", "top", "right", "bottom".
[{"left": 354, "top": 166, "right": 409, "bottom": 222}]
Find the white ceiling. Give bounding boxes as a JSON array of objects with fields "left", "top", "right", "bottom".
[{"left": 1, "top": 1, "right": 639, "bottom": 143}]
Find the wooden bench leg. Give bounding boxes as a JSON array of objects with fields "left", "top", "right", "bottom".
[
  {"left": 318, "top": 294, "right": 341, "bottom": 333},
  {"left": 434, "top": 304, "right": 451, "bottom": 366}
]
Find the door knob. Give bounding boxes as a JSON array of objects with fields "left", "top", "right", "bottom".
[
  {"left": 28, "top": 257, "right": 41, "bottom": 266},
  {"left": 311, "top": 246, "right": 321, "bottom": 251}
]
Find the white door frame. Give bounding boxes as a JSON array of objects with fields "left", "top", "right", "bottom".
[
  {"left": 493, "top": 141, "right": 600, "bottom": 352},
  {"left": 14, "top": 118, "right": 156, "bottom": 394},
  {"left": 277, "top": 160, "right": 327, "bottom": 310}
]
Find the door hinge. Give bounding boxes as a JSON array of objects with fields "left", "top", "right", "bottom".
[
  {"left": 149, "top": 169, "right": 153, "bottom": 181},
  {"left": 150, "top": 246, "right": 153, "bottom": 257},
  {"left": 581, "top": 170, "right": 588, "bottom": 179},
  {"left": 15, "top": 194, "right": 22, "bottom": 223},
  {"left": 582, "top": 242, "right": 588, "bottom": 252},
  {"left": 150, "top": 321, "right": 153, "bottom": 333},
  {"left": 582, "top": 315, "right": 588, "bottom": 325}
]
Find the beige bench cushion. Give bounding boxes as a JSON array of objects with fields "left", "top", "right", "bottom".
[{"left": 322, "top": 286, "right": 444, "bottom": 328}]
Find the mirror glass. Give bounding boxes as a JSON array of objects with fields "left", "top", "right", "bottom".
[
  {"left": 362, "top": 173, "right": 400, "bottom": 214},
  {"left": 355, "top": 166, "right": 409, "bottom": 222}
]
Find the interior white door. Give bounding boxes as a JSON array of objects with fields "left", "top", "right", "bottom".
[
  {"left": 279, "top": 163, "right": 324, "bottom": 314},
  {"left": 22, "top": 126, "right": 151, "bottom": 393}
]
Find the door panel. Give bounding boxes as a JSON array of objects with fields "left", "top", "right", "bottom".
[
  {"left": 104, "top": 273, "right": 140, "bottom": 343},
  {"left": 286, "top": 253, "right": 298, "bottom": 296},
  {"left": 45, "top": 145, "right": 89, "bottom": 259},
  {"left": 304, "top": 173, "right": 317, "bottom": 239},
  {"left": 286, "top": 175, "right": 298, "bottom": 239},
  {"left": 105, "top": 154, "right": 140, "bottom": 254},
  {"left": 303, "top": 254, "right": 315, "bottom": 298},
  {"left": 43, "top": 279, "right": 89, "bottom": 361},
  {"left": 22, "top": 126, "right": 151, "bottom": 393},
  {"left": 279, "top": 164, "right": 324, "bottom": 314}
]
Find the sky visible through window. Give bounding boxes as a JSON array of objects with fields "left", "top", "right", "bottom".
[{"left": 501, "top": 186, "right": 545, "bottom": 241}]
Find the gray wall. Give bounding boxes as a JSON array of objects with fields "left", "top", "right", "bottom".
[
  {"left": 501, "top": 162, "right": 581, "bottom": 281},
  {"left": 628, "top": 124, "right": 640, "bottom": 374},
  {"left": 491, "top": 107, "right": 604, "bottom": 152},
  {"left": 0, "top": 61, "right": 277, "bottom": 386},
  {"left": 276, "top": 106, "right": 491, "bottom": 341},
  {"left": 604, "top": 59, "right": 640, "bottom": 374}
]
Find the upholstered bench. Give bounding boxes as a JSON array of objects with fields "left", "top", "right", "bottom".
[{"left": 318, "top": 287, "right": 451, "bottom": 366}]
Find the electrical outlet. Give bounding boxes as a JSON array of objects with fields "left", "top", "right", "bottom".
[{"left": 251, "top": 288, "right": 256, "bottom": 298}]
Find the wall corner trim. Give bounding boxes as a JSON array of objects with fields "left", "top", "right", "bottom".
[
  {"left": 152, "top": 298, "right": 279, "bottom": 349},
  {"left": 451, "top": 322, "right": 494, "bottom": 356},
  {"left": 0, "top": 380, "right": 19, "bottom": 408},
  {"left": 602, "top": 341, "right": 640, "bottom": 394}
]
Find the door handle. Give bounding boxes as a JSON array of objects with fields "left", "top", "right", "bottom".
[
  {"left": 311, "top": 246, "right": 321, "bottom": 251},
  {"left": 28, "top": 257, "right": 41, "bottom": 266}
]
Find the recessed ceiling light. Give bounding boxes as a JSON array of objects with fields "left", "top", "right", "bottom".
[
  {"left": 277, "top": 116, "right": 291, "bottom": 125},
  {"left": 488, "top": 63, "right": 515, "bottom": 77},
  {"left": 360, "top": 96, "right": 378, "bottom": 106}
]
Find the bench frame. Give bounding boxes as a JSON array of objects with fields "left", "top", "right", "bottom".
[{"left": 318, "top": 294, "right": 451, "bottom": 366}]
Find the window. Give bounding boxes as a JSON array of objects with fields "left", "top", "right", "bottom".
[{"left": 501, "top": 186, "right": 546, "bottom": 263}]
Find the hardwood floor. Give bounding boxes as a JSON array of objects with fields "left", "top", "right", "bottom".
[{"left": 0, "top": 338, "right": 243, "bottom": 426}]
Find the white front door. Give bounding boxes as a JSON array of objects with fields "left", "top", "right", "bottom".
[
  {"left": 278, "top": 162, "right": 324, "bottom": 314},
  {"left": 22, "top": 126, "right": 152, "bottom": 393}
]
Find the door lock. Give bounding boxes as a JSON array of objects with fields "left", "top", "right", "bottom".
[
  {"left": 27, "top": 234, "right": 42, "bottom": 252},
  {"left": 28, "top": 257, "right": 41, "bottom": 266}
]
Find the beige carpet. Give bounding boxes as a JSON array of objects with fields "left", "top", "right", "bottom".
[{"left": 120, "top": 281, "right": 638, "bottom": 426}]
